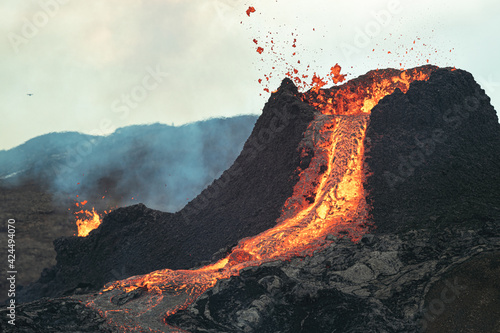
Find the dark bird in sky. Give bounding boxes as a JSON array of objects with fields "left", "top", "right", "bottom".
[{"left": 27, "top": 93, "right": 33, "bottom": 96}]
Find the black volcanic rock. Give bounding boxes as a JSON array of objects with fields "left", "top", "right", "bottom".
[
  {"left": 18, "top": 78, "right": 317, "bottom": 303},
  {"left": 365, "top": 68, "right": 500, "bottom": 233},
  {"left": 163, "top": 225, "right": 500, "bottom": 333},
  {"left": 0, "top": 297, "right": 115, "bottom": 333}
]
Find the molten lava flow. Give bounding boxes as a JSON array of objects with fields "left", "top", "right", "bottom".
[{"left": 95, "top": 65, "right": 441, "bottom": 328}]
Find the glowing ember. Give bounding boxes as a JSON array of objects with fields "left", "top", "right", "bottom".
[
  {"left": 257, "top": 46, "right": 264, "bottom": 54},
  {"left": 75, "top": 207, "right": 102, "bottom": 237},
  {"left": 329, "top": 64, "right": 346, "bottom": 84},
  {"left": 311, "top": 72, "right": 328, "bottom": 93},
  {"left": 96, "top": 65, "right": 441, "bottom": 329},
  {"left": 246, "top": 6, "right": 256, "bottom": 16}
]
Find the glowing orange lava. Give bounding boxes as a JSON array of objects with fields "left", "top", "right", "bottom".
[
  {"left": 74, "top": 205, "right": 113, "bottom": 237},
  {"left": 246, "top": 6, "right": 256, "bottom": 16},
  {"left": 75, "top": 208, "right": 102, "bottom": 237},
  {"left": 97, "top": 65, "right": 441, "bottom": 328}
]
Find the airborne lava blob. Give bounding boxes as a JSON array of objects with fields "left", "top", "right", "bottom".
[{"left": 93, "top": 65, "right": 440, "bottom": 329}]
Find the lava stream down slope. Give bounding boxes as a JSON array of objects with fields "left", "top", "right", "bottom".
[{"left": 86, "top": 65, "right": 440, "bottom": 332}]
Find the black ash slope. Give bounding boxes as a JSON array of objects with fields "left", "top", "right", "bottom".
[{"left": 365, "top": 68, "right": 500, "bottom": 233}]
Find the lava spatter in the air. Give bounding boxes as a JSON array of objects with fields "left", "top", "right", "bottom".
[
  {"left": 246, "top": 6, "right": 256, "bottom": 17},
  {"left": 368, "top": 34, "right": 456, "bottom": 70},
  {"left": 90, "top": 65, "right": 442, "bottom": 331}
]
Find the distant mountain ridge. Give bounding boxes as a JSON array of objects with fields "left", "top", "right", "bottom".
[{"left": 0, "top": 116, "right": 258, "bottom": 212}]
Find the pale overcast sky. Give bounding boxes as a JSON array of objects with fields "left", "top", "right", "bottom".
[{"left": 1, "top": 0, "right": 499, "bottom": 150}]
